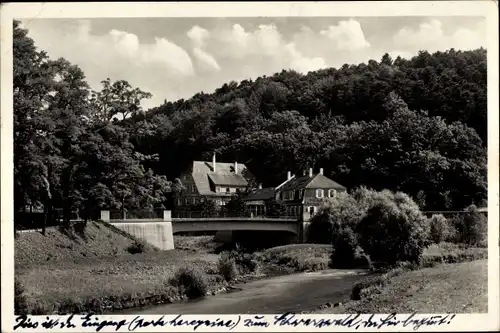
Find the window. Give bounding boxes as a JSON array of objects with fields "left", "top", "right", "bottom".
[
  {"left": 191, "top": 185, "right": 197, "bottom": 193},
  {"left": 192, "top": 197, "right": 197, "bottom": 205},
  {"left": 177, "top": 198, "right": 182, "bottom": 206},
  {"left": 230, "top": 187, "right": 237, "bottom": 193},
  {"left": 316, "top": 189, "right": 324, "bottom": 198},
  {"left": 226, "top": 187, "right": 231, "bottom": 193},
  {"left": 299, "top": 189, "right": 304, "bottom": 199},
  {"left": 309, "top": 206, "right": 316, "bottom": 215},
  {"left": 216, "top": 187, "right": 221, "bottom": 193},
  {"left": 328, "top": 189, "right": 336, "bottom": 198}
]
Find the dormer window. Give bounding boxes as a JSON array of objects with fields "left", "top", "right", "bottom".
[
  {"left": 316, "top": 189, "right": 324, "bottom": 198},
  {"left": 328, "top": 189, "right": 336, "bottom": 198}
]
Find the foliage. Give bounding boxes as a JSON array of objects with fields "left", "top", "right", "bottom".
[
  {"left": 428, "top": 214, "right": 450, "bottom": 244},
  {"left": 225, "top": 192, "right": 249, "bottom": 215},
  {"left": 168, "top": 267, "right": 209, "bottom": 299},
  {"left": 329, "top": 225, "right": 371, "bottom": 269},
  {"left": 308, "top": 192, "right": 364, "bottom": 244},
  {"left": 453, "top": 205, "right": 487, "bottom": 246},
  {"left": 265, "top": 199, "right": 288, "bottom": 217},
  {"left": 217, "top": 255, "right": 239, "bottom": 281},
  {"left": 356, "top": 192, "right": 430, "bottom": 265},
  {"left": 220, "top": 250, "right": 259, "bottom": 275},
  {"left": 13, "top": 21, "right": 171, "bottom": 229}
]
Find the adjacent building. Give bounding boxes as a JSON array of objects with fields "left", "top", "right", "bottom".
[
  {"left": 174, "top": 154, "right": 253, "bottom": 211},
  {"left": 278, "top": 168, "right": 347, "bottom": 220},
  {"left": 243, "top": 168, "right": 347, "bottom": 221}
]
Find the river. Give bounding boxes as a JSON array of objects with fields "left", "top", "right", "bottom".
[{"left": 121, "top": 269, "right": 372, "bottom": 315}]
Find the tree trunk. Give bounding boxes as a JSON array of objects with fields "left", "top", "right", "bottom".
[{"left": 42, "top": 204, "right": 47, "bottom": 236}]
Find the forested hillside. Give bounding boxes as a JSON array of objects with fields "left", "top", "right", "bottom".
[
  {"left": 127, "top": 49, "right": 487, "bottom": 210},
  {"left": 14, "top": 19, "right": 487, "bottom": 229}
]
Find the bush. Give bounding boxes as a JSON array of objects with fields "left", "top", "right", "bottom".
[
  {"left": 454, "top": 205, "right": 487, "bottom": 246},
  {"left": 169, "top": 266, "right": 209, "bottom": 299},
  {"left": 127, "top": 241, "right": 146, "bottom": 254},
  {"left": 220, "top": 250, "right": 259, "bottom": 275},
  {"left": 15, "top": 279, "right": 29, "bottom": 315},
  {"left": 356, "top": 192, "right": 430, "bottom": 265},
  {"left": 429, "top": 214, "right": 449, "bottom": 243},
  {"left": 308, "top": 192, "right": 364, "bottom": 244},
  {"left": 329, "top": 224, "right": 372, "bottom": 269},
  {"left": 218, "top": 255, "right": 239, "bottom": 281}
]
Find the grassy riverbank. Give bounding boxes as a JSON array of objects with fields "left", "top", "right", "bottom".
[
  {"left": 15, "top": 232, "right": 332, "bottom": 315},
  {"left": 312, "top": 244, "right": 488, "bottom": 314},
  {"left": 15, "top": 229, "right": 487, "bottom": 315}
]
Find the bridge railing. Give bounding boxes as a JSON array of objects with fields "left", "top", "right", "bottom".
[{"left": 171, "top": 210, "right": 298, "bottom": 220}]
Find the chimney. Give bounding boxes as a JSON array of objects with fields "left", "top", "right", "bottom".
[
  {"left": 212, "top": 153, "right": 216, "bottom": 172},
  {"left": 234, "top": 161, "right": 238, "bottom": 173},
  {"left": 258, "top": 183, "right": 262, "bottom": 189},
  {"left": 287, "top": 171, "right": 291, "bottom": 180},
  {"left": 309, "top": 168, "right": 313, "bottom": 177},
  {"left": 320, "top": 168, "right": 324, "bottom": 175}
]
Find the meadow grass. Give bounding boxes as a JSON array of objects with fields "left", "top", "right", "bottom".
[
  {"left": 314, "top": 243, "right": 488, "bottom": 314},
  {"left": 316, "top": 259, "right": 488, "bottom": 314},
  {"left": 15, "top": 240, "right": 332, "bottom": 314}
]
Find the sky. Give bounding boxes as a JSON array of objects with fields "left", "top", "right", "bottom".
[{"left": 20, "top": 16, "right": 487, "bottom": 109}]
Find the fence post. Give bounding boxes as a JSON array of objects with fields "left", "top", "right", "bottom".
[{"left": 101, "top": 210, "right": 110, "bottom": 222}]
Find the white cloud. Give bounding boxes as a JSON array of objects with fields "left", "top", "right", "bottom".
[
  {"left": 23, "top": 18, "right": 487, "bottom": 110},
  {"left": 285, "top": 43, "right": 327, "bottom": 73},
  {"left": 192, "top": 47, "right": 221, "bottom": 72},
  {"left": 319, "top": 19, "right": 371, "bottom": 50},
  {"left": 393, "top": 19, "right": 486, "bottom": 53},
  {"left": 187, "top": 25, "right": 210, "bottom": 48}
]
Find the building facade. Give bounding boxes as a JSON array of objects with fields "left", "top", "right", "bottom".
[
  {"left": 174, "top": 154, "right": 254, "bottom": 211},
  {"left": 243, "top": 168, "right": 347, "bottom": 221}
]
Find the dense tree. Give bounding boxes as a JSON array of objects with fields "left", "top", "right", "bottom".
[{"left": 13, "top": 21, "right": 172, "bottom": 230}]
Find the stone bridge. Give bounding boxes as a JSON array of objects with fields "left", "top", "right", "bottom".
[{"left": 100, "top": 210, "right": 304, "bottom": 251}]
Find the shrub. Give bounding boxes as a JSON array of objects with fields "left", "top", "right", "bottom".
[
  {"left": 429, "top": 214, "right": 449, "bottom": 243},
  {"left": 169, "top": 266, "right": 209, "bottom": 299},
  {"left": 356, "top": 192, "right": 430, "bottom": 265},
  {"left": 221, "top": 250, "right": 259, "bottom": 275},
  {"left": 330, "top": 225, "right": 358, "bottom": 268},
  {"left": 15, "top": 279, "right": 29, "bottom": 315},
  {"left": 454, "top": 205, "right": 487, "bottom": 246},
  {"left": 127, "top": 241, "right": 146, "bottom": 254},
  {"left": 308, "top": 192, "right": 364, "bottom": 244},
  {"left": 218, "top": 255, "right": 239, "bottom": 281}
]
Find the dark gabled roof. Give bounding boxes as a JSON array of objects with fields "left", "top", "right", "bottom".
[
  {"left": 307, "top": 174, "right": 346, "bottom": 189},
  {"left": 280, "top": 173, "right": 345, "bottom": 191},
  {"left": 242, "top": 187, "right": 276, "bottom": 202}
]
